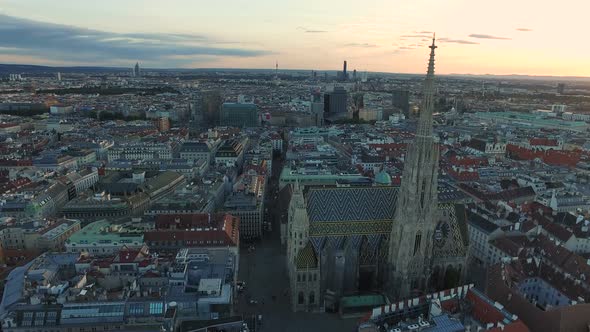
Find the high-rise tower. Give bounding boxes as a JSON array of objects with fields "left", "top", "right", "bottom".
[
  {"left": 134, "top": 62, "right": 141, "bottom": 77},
  {"left": 388, "top": 36, "right": 439, "bottom": 299}
]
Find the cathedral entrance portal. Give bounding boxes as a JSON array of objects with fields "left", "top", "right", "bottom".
[{"left": 358, "top": 267, "right": 375, "bottom": 292}]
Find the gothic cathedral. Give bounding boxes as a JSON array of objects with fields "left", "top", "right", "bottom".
[{"left": 286, "top": 37, "right": 469, "bottom": 312}]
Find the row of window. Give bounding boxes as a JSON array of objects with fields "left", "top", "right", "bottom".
[
  {"left": 297, "top": 272, "right": 317, "bottom": 282},
  {"left": 21, "top": 326, "right": 119, "bottom": 332},
  {"left": 297, "top": 291, "right": 315, "bottom": 305}
]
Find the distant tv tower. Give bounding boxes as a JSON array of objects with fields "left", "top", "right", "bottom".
[{"left": 275, "top": 61, "right": 278, "bottom": 80}]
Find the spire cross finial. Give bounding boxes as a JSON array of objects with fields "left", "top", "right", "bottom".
[{"left": 430, "top": 33, "right": 437, "bottom": 50}]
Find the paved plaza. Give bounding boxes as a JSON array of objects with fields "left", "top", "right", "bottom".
[
  {"left": 235, "top": 156, "right": 359, "bottom": 332},
  {"left": 236, "top": 229, "right": 359, "bottom": 332}
]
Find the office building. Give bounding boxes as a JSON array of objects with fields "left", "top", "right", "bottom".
[
  {"left": 392, "top": 89, "right": 410, "bottom": 118},
  {"left": 324, "top": 86, "right": 348, "bottom": 115},
  {"left": 134, "top": 62, "right": 141, "bottom": 77},
  {"left": 199, "top": 90, "right": 223, "bottom": 128},
  {"left": 220, "top": 103, "right": 259, "bottom": 128},
  {"left": 337, "top": 61, "right": 348, "bottom": 81}
]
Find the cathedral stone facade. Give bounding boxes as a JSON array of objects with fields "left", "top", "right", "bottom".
[
  {"left": 388, "top": 37, "right": 441, "bottom": 299},
  {"left": 286, "top": 38, "right": 469, "bottom": 312}
]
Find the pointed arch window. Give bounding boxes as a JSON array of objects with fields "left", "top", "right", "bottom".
[
  {"left": 413, "top": 232, "right": 422, "bottom": 256},
  {"left": 298, "top": 292, "right": 305, "bottom": 304},
  {"left": 420, "top": 181, "right": 427, "bottom": 208}
]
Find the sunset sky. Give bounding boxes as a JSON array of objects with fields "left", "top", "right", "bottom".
[{"left": 0, "top": 0, "right": 588, "bottom": 76}]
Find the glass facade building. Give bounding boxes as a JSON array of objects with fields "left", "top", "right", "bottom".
[{"left": 220, "top": 103, "right": 259, "bottom": 127}]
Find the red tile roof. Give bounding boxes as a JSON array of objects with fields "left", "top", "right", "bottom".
[
  {"left": 529, "top": 138, "right": 559, "bottom": 146},
  {"left": 466, "top": 289, "right": 506, "bottom": 324},
  {"left": 465, "top": 288, "right": 530, "bottom": 332},
  {"left": 490, "top": 237, "right": 523, "bottom": 257},
  {"left": 147, "top": 213, "right": 239, "bottom": 247},
  {"left": 138, "top": 259, "right": 152, "bottom": 268},
  {"left": 543, "top": 222, "right": 574, "bottom": 243},
  {"left": 113, "top": 248, "right": 142, "bottom": 263},
  {"left": 534, "top": 235, "right": 572, "bottom": 266}
]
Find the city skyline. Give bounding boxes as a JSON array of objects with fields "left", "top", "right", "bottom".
[
  {"left": 1, "top": 3, "right": 590, "bottom": 329},
  {"left": 1, "top": 0, "right": 589, "bottom": 77}
]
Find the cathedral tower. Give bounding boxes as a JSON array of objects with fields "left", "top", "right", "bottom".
[
  {"left": 388, "top": 36, "right": 439, "bottom": 299},
  {"left": 286, "top": 181, "right": 320, "bottom": 312},
  {"left": 287, "top": 181, "right": 309, "bottom": 269}
]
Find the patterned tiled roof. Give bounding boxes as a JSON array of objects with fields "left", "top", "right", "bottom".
[
  {"left": 432, "top": 204, "right": 469, "bottom": 259},
  {"left": 296, "top": 242, "right": 318, "bottom": 269},
  {"left": 306, "top": 186, "right": 398, "bottom": 223},
  {"left": 309, "top": 220, "right": 392, "bottom": 236}
]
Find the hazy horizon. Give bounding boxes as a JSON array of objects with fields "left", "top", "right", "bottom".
[
  {"left": 0, "top": 0, "right": 588, "bottom": 77},
  {"left": 4, "top": 63, "right": 590, "bottom": 81}
]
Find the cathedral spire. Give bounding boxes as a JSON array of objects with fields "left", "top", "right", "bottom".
[
  {"left": 427, "top": 35, "right": 437, "bottom": 76},
  {"left": 388, "top": 35, "right": 440, "bottom": 299},
  {"left": 417, "top": 35, "right": 437, "bottom": 138}
]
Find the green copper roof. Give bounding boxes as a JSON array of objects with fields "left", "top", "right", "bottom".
[
  {"left": 375, "top": 171, "right": 392, "bottom": 185},
  {"left": 340, "top": 294, "right": 386, "bottom": 308},
  {"left": 66, "top": 220, "right": 143, "bottom": 245}
]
